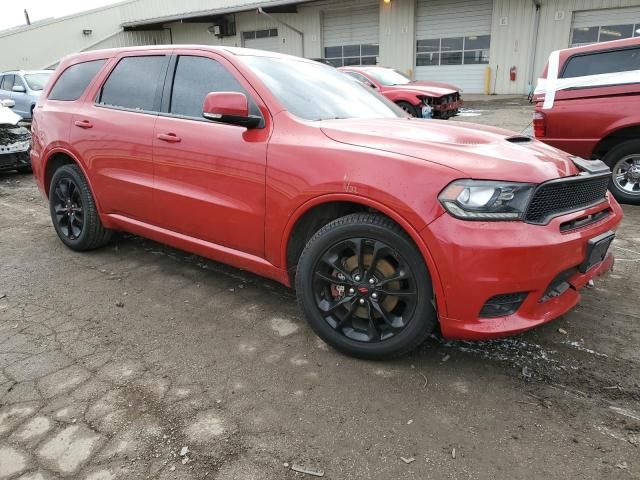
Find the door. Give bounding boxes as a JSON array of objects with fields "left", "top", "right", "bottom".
[
  {"left": 11, "top": 75, "right": 31, "bottom": 118},
  {"left": 152, "top": 53, "right": 269, "bottom": 257},
  {"left": 322, "top": 1, "right": 380, "bottom": 67},
  {"left": 70, "top": 53, "right": 170, "bottom": 223},
  {"left": 0, "top": 74, "right": 14, "bottom": 104},
  {"left": 415, "top": 0, "right": 492, "bottom": 94}
]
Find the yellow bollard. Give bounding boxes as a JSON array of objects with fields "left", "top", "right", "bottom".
[{"left": 484, "top": 66, "right": 491, "bottom": 95}]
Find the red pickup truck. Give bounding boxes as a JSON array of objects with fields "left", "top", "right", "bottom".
[{"left": 533, "top": 37, "right": 640, "bottom": 204}]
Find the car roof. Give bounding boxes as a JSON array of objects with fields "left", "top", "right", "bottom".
[
  {"left": 58, "top": 45, "right": 321, "bottom": 66},
  {"left": 1, "top": 70, "right": 52, "bottom": 75},
  {"left": 338, "top": 66, "right": 388, "bottom": 71}
]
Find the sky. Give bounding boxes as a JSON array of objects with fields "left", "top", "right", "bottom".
[{"left": 0, "top": 0, "right": 123, "bottom": 32}]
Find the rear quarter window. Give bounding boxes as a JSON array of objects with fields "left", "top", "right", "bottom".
[
  {"left": 48, "top": 60, "right": 106, "bottom": 101},
  {"left": 562, "top": 47, "right": 640, "bottom": 78}
]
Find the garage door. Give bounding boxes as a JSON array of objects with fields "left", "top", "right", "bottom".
[
  {"left": 570, "top": 7, "right": 640, "bottom": 47},
  {"left": 415, "top": 0, "right": 492, "bottom": 93},
  {"left": 322, "top": 0, "right": 379, "bottom": 67},
  {"left": 243, "top": 28, "right": 281, "bottom": 53}
]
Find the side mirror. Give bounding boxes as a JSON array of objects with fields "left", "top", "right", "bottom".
[
  {"left": 1, "top": 99, "right": 15, "bottom": 108},
  {"left": 12, "top": 85, "right": 26, "bottom": 93},
  {"left": 202, "top": 92, "right": 261, "bottom": 128}
]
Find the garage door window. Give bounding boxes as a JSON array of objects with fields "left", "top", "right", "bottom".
[
  {"left": 416, "top": 35, "right": 490, "bottom": 67},
  {"left": 570, "top": 24, "right": 640, "bottom": 47},
  {"left": 323, "top": 44, "right": 379, "bottom": 67}
]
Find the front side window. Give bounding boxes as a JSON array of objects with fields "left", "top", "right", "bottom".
[
  {"left": 241, "top": 56, "right": 403, "bottom": 121},
  {"left": 416, "top": 35, "right": 490, "bottom": 67},
  {"left": 98, "top": 56, "right": 167, "bottom": 112},
  {"left": 169, "top": 55, "right": 260, "bottom": 119},
  {"left": 49, "top": 60, "right": 106, "bottom": 101},
  {"left": 323, "top": 44, "right": 379, "bottom": 67},
  {"left": 25, "top": 72, "right": 52, "bottom": 91},
  {"left": 562, "top": 47, "right": 640, "bottom": 78}
]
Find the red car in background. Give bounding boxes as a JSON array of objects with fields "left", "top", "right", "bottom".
[
  {"left": 339, "top": 66, "right": 463, "bottom": 119},
  {"left": 533, "top": 37, "right": 640, "bottom": 205}
]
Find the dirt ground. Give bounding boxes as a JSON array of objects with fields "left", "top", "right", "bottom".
[{"left": 0, "top": 98, "right": 638, "bottom": 479}]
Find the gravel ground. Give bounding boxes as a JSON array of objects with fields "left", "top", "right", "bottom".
[{"left": 0, "top": 100, "right": 638, "bottom": 479}]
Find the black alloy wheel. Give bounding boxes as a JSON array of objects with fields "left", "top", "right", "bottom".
[
  {"left": 312, "top": 237, "right": 417, "bottom": 343},
  {"left": 49, "top": 164, "right": 113, "bottom": 250},
  {"left": 296, "top": 213, "right": 436, "bottom": 359},
  {"left": 52, "top": 177, "right": 84, "bottom": 241}
]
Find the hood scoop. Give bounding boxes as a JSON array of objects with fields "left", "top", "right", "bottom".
[{"left": 505, "top": 135, "right": 533, "bottom": 144}]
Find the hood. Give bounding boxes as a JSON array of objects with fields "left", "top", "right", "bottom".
[
  {"left": 0, "top": 106, "right": 22, "bottom": 126},
  {"left": 319, "top": 118, "right": 579, "bottom": 183},
  {"left": 386, "top": 82, "right": 458, "bottom": 98}
]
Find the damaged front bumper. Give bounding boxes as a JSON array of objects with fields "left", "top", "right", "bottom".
[{"left": 0, "top": 125, "right": 31, "bottom": 172}]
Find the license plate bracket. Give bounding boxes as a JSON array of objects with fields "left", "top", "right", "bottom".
[{"left": 579, "top": 231, "right": 615, "bottom": 273}]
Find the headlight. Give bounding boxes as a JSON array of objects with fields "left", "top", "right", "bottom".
[{"left": 438, "top": 180, "right": 534, "bottom": 220}]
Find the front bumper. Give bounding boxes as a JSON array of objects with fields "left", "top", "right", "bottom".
[
  {"left": 432, "top": 99, "right": 463, "bottom": 119},
  {"left": 0, "top": 150, "right": 31, "bottom": 171},
  {"left": 422, "top": 198, "right": 623, "bottom": 339}
]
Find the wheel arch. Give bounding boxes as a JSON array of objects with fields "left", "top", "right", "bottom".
[
  {"left": 281, "top": 194, "right": 447, "bottom": 316},
  {"left": 593, "top": 124, "right": 640, "bottom": 159},
  {"left": 42, "top": 149, "right": 101, "bottom": 211}
]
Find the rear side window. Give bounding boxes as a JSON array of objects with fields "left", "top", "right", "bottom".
[
  {"left": 562, "top": 47, "right": 640, "bottom": 78},
  {"left": 48, "top": 60, "right": 106, "bottom": 101},
  {"left": 98, "top": 56, "right": 167, "bottom": 112},
  {"left": 169, "top": 55, "right": 260, "bottom": 118}
]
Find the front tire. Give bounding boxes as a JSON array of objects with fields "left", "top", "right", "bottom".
[
  {"left": 295, "top": 213, "right": 436, "bottom": 359},
  {"left": 603, "top": 139, "right": 640, "bottom": 205},
  {"left": 49, "top": 164, "right": 113, "bottom": 250},
  {"left": 396, "top": 101, "right": 419, "bottom": 118}
]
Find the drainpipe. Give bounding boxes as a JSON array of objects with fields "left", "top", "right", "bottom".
[
  {"left": 528, "top": 0, "right": 542, "bottom": 91},
  {"left": 257, "top": 7, "right": 305, "bottom": 57}
]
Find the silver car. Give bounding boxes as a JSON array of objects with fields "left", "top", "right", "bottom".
[{"left": 0, "top": 70, "right": 52, "bottom": 120}]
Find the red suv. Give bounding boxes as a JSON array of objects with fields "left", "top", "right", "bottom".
[
  {"left": 534, "top": 37, "right": 640, "bottom": 204},
  {"left": 32, "top": 46, "right": 622, "bottom": 359},
  {"left": 339, "top": 66, "right": 462, "bottom": 119}
]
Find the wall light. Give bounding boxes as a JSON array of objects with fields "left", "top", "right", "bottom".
[{"left": 383, "top": 0, "right": 392, "bottom": 4}]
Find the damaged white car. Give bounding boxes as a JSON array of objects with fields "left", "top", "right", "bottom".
[{"left": 0, "top": 99, "right": 32, "bottom": 173}]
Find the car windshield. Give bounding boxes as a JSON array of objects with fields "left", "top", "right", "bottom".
[
  {"left": 24, "top": 72, "right": 52, "bottom": 91},
  {"left": 241, "top": 56, "right": 404, "bottom": 121},
  {"left": 364, "top": 68, "right": 412, "bottom": 86}
]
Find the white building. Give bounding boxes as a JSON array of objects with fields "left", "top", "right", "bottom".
[{"left": 2, "top": 0, "right": 640, "bottom": 94}]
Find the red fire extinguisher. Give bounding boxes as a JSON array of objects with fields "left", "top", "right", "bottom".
[{"left": 510, "top": 66, "right": 517, "bottom": 82}]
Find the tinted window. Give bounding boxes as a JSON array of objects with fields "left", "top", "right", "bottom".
[
  {"left": 169, "top": 56, "right": 260, "bottom": 119},
  {"left": 99, "top": 56, "right": 167, "bottom": 111},
  {"left": 562, "top": 47, "right": 640, "bottom": 78},
  {"left": 1, "top": 75, "right": 15, "bottom": 91},
  {"left": 48, "top": 60, "right": 105, "bottom": 101}
]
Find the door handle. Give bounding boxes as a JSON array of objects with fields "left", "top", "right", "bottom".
[
  {"left": 74, "top": 120, "right": 93, "bottom": 129},
  {"left": 157, "top": 133, "right": 181, "bottom": 143}
]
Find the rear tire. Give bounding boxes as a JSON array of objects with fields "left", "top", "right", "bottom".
[
  {"left": 396, "top": 101, "right": 420, "bottom": 118},
  {"left": 49, "top": 164, "right": 113, "bottom": 251},
  {"left": 295, "top": 213, "right": 436, "bottom": 359},
  {"left": 603, "top": 139, "right": 640, "bottom": 205}
]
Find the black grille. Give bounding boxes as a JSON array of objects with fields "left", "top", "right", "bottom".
[
  {"left": 479, "top": 292, "right": 528, "bottom": 318},
  {"left": 524, "top": 174, "right": 610, "bottom": 225}
]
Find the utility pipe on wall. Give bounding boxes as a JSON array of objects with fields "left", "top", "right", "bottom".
[{"left": 528, "top": 0, "right": 542, "bottom": 91}]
